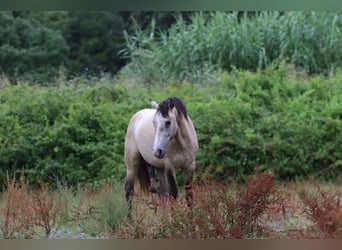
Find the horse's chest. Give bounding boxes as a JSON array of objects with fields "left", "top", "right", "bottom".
[
  {"left": 166, "top": 148, "right": 190, "bottom": 168},
  {"left": 169, "top": 154, "right": 185, "bottom": 168}
]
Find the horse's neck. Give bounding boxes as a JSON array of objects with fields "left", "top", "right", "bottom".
[{"left": 175, "top": 117, "right": 197, "bottom": 152}]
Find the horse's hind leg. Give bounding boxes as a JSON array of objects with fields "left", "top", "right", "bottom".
[
  {"left": 125, "top": 154, "right": 140, "bottom": 218},
  {"left": 125, "top": 168, "right": 136, "bottom": 218},
  {"left": 183, "top": 164, "right": 195, "bottom": 207}
]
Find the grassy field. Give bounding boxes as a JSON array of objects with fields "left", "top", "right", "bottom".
[{"left": 0, "top": 172, "right": 340, "bottom": 239}]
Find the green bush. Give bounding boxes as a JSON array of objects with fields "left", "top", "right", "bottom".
[
  {"left": 0, "top": 65, "right": 341, "bottom": 188},
  {"left": 0, "top": 81, "right": 133, "bottom": 188},
  {"left": 193, "top": 65, "right": 342, "bottom": 181}
]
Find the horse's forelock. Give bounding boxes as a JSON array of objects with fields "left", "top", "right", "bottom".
[{"left": 157, "top": 97, "right": 188, "bottom": 121}]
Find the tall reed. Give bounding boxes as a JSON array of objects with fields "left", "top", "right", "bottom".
[{"left": 122, "top": 11, "right": 342, "bottom": 84}]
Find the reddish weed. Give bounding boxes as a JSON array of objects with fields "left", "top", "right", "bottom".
[
  {"left": 1, "top": 171, "right": 339, "bottom": 239},
  {"left": 32, "top": 183, "right": 62, "bottom": 237},
  {"left": 1, "top": 173, "right": 35, "bottom": 238},
  {"left": 1, "top": 173, "right": 62, "bottom": 238},
  {"left": 112, "top": 172, "right": 281, "bottom": 239},
  {"left": 297, "top": 182, "right": 341, "bottom": 238}
]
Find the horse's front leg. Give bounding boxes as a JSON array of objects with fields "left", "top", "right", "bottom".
[
  {"left": 183, "top": 163, "right": 195, "bottom": 207},
  {"left": 155, "top": 168, "right": 169, "bottom": 207}
]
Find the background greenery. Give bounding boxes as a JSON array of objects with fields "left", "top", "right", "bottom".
[
  {"left": 0, "top": 11, "right": 341, "bottom": 188},
  {"left": 122, "top": 11, "right": 342, "bottom": 84},
  {"left": 0, "top": 11, "right": 191, "bottom": 83}
]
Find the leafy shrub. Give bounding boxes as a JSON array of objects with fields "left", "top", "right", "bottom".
[
  {"left": 0, "top": 64, "right": 341, "bottom": 188},
  {"left": 192, "top": 64, "right": 342, "bottom": 181},
  {"left": 0, "top": 81, "right": 133, "bottom": 188}
]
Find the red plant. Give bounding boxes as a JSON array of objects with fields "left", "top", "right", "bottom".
[
  {"left": 298, "top": 184, "right": 341, "bottom": 238},
  {"left": 1, "top": 172, "right": 35, "bottom": 238},
  {"left": 227, "top": 171, "right": 279, "bottom": 238},
  {"left": 1, "top": 172, "right": 62, "bottom": 238},
  {"left": 111, "top": 172, "right": 281, "bottom": 239},
  {"left": 32, "top": 183, "right": 62, "bottom": 237}
]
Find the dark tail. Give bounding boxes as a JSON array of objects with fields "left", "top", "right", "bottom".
[{"left": 137, "top": 156, "right": 151, "bottom": 194}]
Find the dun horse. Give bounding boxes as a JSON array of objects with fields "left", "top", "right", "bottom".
[{"left": 124, "top": 97, "right": 198, "bottom": 215}]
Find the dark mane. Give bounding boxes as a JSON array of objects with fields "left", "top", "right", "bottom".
[{"left": 157, "top": 97, "right": 189, "bottom": 121}]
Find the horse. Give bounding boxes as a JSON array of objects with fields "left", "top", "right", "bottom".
[{"left": 124, "top": 97, "right": 198, "bottom": 215}]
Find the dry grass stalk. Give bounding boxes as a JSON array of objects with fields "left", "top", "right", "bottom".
[{"left": 1, "top": 172, "right": 62, "bottom": 238}]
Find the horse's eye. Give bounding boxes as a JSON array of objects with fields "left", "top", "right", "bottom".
[{"left": 165, "top": 121, "right": 171, "bottom": 128}]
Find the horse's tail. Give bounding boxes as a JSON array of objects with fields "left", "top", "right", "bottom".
[{"left": 137, "top": 156, "right": 151, "bottom": 194}]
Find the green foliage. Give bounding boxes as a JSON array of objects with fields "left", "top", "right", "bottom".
[
  {"left": 0, "top": 11, "right": 190, "bottom": 83},
  {"left": 0, "top": 12, "right": 69, "bottom": 83},
  {"left": 193, "top": 64, "right": 342, "bottom": 181},
  {"left": 122, "top": 11, "right": 342, "bottom": 84},
  {"left": 0, "top": 81, "right": 133, "bottom": 188},
  {"left": 93, "top": 183, "right": 127, "bottom": 232},
  {"left": 0, "top": 65, "right": 341, "bottom": 188},
  {"left": 64, "top": 12, "right": 127, "bottom": 75},
  {"left": 2, "top": 11, "right": 341, "bottom": 84}
]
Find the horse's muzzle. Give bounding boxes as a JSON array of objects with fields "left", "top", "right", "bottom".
[{"left": 154, "top": 148, "right": 165, "bottom": 159}]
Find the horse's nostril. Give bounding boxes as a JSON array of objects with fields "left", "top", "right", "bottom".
[{"left": 154, "top": 148, "right": 165, "bottom": 159}]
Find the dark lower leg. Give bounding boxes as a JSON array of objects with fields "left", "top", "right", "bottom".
[
  {"left": 184, "top": 171, "right": 194, "bottom": 207},
  {"left": 156, "top": 168, "right": 169, "bottom": 207},
  {"left": 125, "top": 181, "right": 134, "bottom": 218},
  {"left": 168, "top": 172, "right": 178, "bottom": 201},
  {"left": 149, "top": 166, "right": 157, "bottom": 193}
]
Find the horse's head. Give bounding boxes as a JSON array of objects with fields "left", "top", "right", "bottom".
[{"left": 150, "top": 97, "right": 187, "bottom": 159}]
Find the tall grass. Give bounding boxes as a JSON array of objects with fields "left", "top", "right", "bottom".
[{"left": 121, "top": 11, "right": 342, "bottom": 84}]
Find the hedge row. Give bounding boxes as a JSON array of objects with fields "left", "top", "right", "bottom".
[{"left": 0, "top": 65, "right": 341, "bottom": 188}]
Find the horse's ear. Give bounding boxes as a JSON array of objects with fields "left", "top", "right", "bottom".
[
  {"left": 168, "top": 98, "right": 174, "bottom": 109},
  {"left": 149, "top": 98, "right": 159, "bottom": 109}
]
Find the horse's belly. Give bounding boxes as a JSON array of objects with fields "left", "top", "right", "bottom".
[{"left": 145, "top": 156, "right": 165, "bottom": 168}]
